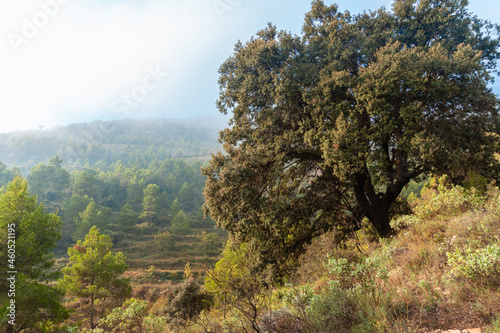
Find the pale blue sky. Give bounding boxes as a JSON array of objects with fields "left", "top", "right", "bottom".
[{"left": 0, "top": 0, "right": 498, "bottom": 133}]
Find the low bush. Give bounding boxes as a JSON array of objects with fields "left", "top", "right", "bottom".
[
  {"left": 87, "top": 298, "right": 166, "bottom": 333},
  {"left": 164, "top": 278, "right": 213, "bottom": 327},
  {"left": 447, "top": 242, "right": 500, "bottom": 286},
  {"left": 414, "top": 185, "right": 485, "bottom": 220}
]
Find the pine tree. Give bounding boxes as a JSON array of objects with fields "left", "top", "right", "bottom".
[
  {"left": 170, "top": 210, "right": 191, "bottom": 235},
  {"left": 72, "top": 201, "right": 108, "bottom": 242},
  {"left": 139, "top": 184, "right": 161, "bottom": 225},
  {"left": 0, "top": 177, "right": 68, "bottom": 331},
  {"left": 61, "top": 226, "right": 130, "bottom": 330}
]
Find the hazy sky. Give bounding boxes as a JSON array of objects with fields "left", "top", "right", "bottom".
[{"left": 0, "top": 0, "right": 499, "bottom": 134}]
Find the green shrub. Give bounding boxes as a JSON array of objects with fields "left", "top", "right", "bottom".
[
  {"left": 390, "top": 214, "right": 422, "bottom": 232},
  {"left": 306, "top": 289, "right": 356, "bottom": 332},
  {"left": 447, "top": 242, "right": 500, "bottom": 285},
  {"left": 314, "top": 253, "right": 392, "bottom": 332},
  {"left": 463, "top": 170, "right": 489, "bottom": 195},
  {"left": 323, "top": 254, "right": 389, "bottom": 306},
  {"left": 392, "top": 184, "right": 486, "bottom": 231},
  {"left": 90, "top": 298, "right": 166, "bottom": 333},
  {"left": 281, "top": 284, "right": 314, "bottom": 308},
  {"left": 170, "top": 210, "right": 192, "bottom": 235},
  {"left": 165, "top": 278, "right": 213, "bottom": 326},
  {"left": 415, "top": 185, "right": 485, "bottom": 220},
  {"left": 279, "top": 283, "right": 314, "bottom": 322},
  {"left": 488, "top": 192, "right": 500, "bottom": 217},
  {"left": 154, "top": 231, "right": 176, "bottom": 252}
]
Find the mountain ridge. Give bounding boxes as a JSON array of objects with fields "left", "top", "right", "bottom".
[{"left": 0, "top": 117, "right": 224, "bottom": 173}]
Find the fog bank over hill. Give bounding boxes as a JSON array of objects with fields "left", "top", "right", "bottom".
[{"left": 0, "top": 117, "right": 226, "bottom": 173}]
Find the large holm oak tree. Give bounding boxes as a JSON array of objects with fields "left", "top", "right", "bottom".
[{"left": 203, "top": 0, "right": 500, "bottom": 278}]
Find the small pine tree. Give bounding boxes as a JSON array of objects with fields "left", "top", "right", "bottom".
[
  {"left": 169, "top": 198, "right": 181, "bottom": 217},
  {"left": 61, "top": 227, "right": 131, "bottom": 330},
  {"left": 139, "top": 184, "right": 161, "bottom": 225},
  {"left": 72, "top": 201, "right": 108, "bottom": 242},
  {"left": 170, "top": 210, "right": 191, "bottom": 235}
]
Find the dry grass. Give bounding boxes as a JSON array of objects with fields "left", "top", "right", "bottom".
[{"left": 289, "top": 186, "right": 500, "bottom": 332}]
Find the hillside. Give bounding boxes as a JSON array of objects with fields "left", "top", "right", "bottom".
[
  {"left": 0, "top": 117, "right": 228, "bottom": 275},
  {"left": 189, "top": 180, "right": 500, "bottom": 332},
  {"left": 0, "top": 118, "right": 223, "bottom": 173}
]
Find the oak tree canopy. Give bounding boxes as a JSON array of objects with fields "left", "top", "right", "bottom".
[{"left": 203, "top": 0, "right": 500, "bottom": 278}]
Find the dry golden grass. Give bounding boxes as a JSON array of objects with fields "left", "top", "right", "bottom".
[{"left": 289, "top": 186, "right": 500, "bottom": 332}]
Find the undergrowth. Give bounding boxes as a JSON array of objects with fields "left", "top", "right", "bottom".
[
  {"left": 100, "top": 182, "right": 500, "bottom": 332},
  {"left": 176, "top": 182, "right": 500, "bottom": 332}
]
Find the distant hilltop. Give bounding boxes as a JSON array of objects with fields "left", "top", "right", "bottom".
[{"left": 0, "top": 117, "right": 225, "bottom": 173}]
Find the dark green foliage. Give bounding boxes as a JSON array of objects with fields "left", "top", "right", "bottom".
[
  {"left": 117, "top": 203, "right": 138, "bottom": 227},
  {"left": 203, "top": 0, "right": 500, "bottom": 279},
  {"left": 13, "top": 275, "right": 69, "bottom": 332},
  {"left": 0, "top": 177, "right": 63, "bottom": 281},
  {"left": 164, "top": 278, "right": 213, "bottom": 325},
  {"left": 72, "top": 201, "right": 109, "bottom": 242},
  {"left": 61, "top": 226, "right": 131, "bottom": 330},
  {"left": 27, "top": 156, "right": 70, "bottom": 206},
  {"left": 58, "top": 194, "right": 93, "bottom": 250},
  {"left": 126, "top": 176, "right": 146, "bottom": 212},
  {"left": 0, "top": 162, "right": 20, "bottom": 189},
  {"left": 140, "top": 184, "right": 162, "bottom": 225},
  {"left": 72, "top": 169, "right": 100, "bottom": 201},
  {"left": 0, "top": 177, "right": 68, "bottom": 331}
]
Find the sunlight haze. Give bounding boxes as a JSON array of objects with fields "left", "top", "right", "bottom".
[{"left": 0, "top": 0, "right": 498, "bottom": 133}]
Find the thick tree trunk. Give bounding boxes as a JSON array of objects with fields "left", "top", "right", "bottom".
[
  {"left": 354, "top": 172, "right": 395, "bottom": 238},
  {"left": 365, "top": 203, "right": 393, "bottom": 237}
]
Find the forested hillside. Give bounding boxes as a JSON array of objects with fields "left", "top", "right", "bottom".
[
  {"left": 0, "top": 118, "right": 228, "bottom": 331},
  {"left": 0, "top": 118, "right": 222, "bottom": 173},
  {"left": 0, "top": 118, "right": 226, "bottom": 271}
]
